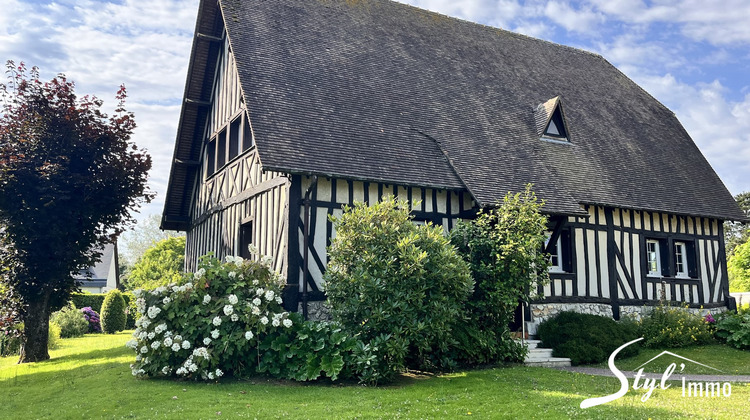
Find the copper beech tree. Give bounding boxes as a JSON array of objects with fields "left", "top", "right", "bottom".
[{"left": 0, "top": 62, "right": 153, "bottom": 363}]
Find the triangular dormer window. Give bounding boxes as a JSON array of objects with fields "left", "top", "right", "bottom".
[{"left": 535, "top": 96, "right": 570, "bottom": 143}]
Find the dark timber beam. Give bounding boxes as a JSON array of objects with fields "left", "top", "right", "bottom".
[
  {"left": 185, "top": 98, "right": 211, "bottom": 107},
  {"left": 196, "top": 33, "right": 222, "bottom": 43},
  {"left": 175, "top": 159, "right": 200, "bottom": 167}
]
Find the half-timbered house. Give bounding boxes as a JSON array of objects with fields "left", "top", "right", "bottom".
[{"left": 161, "top": 0, "right": 747, "bottom": 321}]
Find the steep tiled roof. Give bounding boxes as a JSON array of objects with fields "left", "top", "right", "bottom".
[{"left": 163, "top": 0, "right": 747, "bottom": 222}]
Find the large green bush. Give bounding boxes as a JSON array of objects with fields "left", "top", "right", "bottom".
[
  {"left": 257, "top": 313, "right": 357, "bottom": 381},
  {"left": 537, "top": 311, "right": 640, "bottom": 365},
  {"left": 715, "top": 307, "right": 750, "bottom": 350},
  {"left": 325, "top": 197, "right": 473, "bottom": 377},
  {"left": 127, "top": 255, "right": 294, "bottom": 379},
  {"left": 101, "top": 290, "right": 127, "bottom": 334},
  {"left": 51, "top": 304, "right": 89, "bottom": 338},
  {"left": 728, "top": 239, "right": 750, "bottom": 292},
  {"left": 638, "top": 304, "right": 714, "bottom": 348},
  {"left": 449, "top": 185, "right": 549, "bottom": 364}
]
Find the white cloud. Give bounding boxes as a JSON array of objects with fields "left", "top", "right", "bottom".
[
  {"left": 633, "top": 73, "right": 750, "bottom": 195},
  {"left": 543, "top": 1, "right": 604, "bottom": 34},
  {"left": 586, "top": 0, "right": 750, "bottom": 45}
]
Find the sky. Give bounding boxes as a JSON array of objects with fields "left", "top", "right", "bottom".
[{"left": 1, "top": 0, "right": 748, "bottom": 232}]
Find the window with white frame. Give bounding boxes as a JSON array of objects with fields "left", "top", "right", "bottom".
[
  {"left": 646, "top": 239, "right": 661, "bottom": 277},
  {"left": 545, "top": 232, "right": 563, "bottom": 273},
  {"left": 674, "top": 241, "right": 689, "bottom": 278}
]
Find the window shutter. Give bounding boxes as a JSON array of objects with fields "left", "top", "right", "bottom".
[
  {"left": 659, "top": 238, "right": 670, "bottom": 277},
  {"left": 686, "top": 241, "right": 698, "bottom": 278},
  {"left": 561, "top": 230, "right": 573, "bottom": 273}
]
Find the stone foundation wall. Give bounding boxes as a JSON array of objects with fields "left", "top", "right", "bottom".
[
  {"left": 530, "top": 302, "right": 729, "bottom": 324},
  {"left": 297, "top": 301, "right": 331, "bottom": 321}
]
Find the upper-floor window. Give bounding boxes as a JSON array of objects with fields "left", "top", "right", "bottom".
[
  {"left": 646, "top": 239, "right": 661, "bottom": 276},
  {"left": 545, "top": 230, "right": 572, "bottom": 273},
  {"left": 205, "top": 112, "right": 254, "bottom": 179},
  {"left": 674, "top": 241, "right": 689, "bottom": 278}
]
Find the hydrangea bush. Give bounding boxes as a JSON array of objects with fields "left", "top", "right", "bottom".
[
  {"left": 80, "top": 307, "right": 101, "bottom": 333},
  {"left": 127, "top": 255, "right": 293, "bottom": 380}
]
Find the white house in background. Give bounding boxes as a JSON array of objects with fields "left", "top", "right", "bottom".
[{"left": 75, "top": 242, "right": 119, "bottom": 294}]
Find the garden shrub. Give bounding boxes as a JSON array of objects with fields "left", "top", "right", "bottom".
[
  {"left": 638, "top": 303, "right": 714, "bottom": 348},
  {"left": 47, "top": 322, "right": 61, "bottom": 350},
  {"left": 324, "top": 197, "right": 473, "bottom": 377},
  {"left": 537, "top": 311, "right": 640, "bottom": 365},
  {"left": 715, "top": 307, "right": 750, "bottom": 350},
  {"left": 124, "top": 292, "right": 137, "bottom": 329},
  {"left": 80, "top": 307, "right": 102, "bottom": 333},
  {"left": 257, "top": 313, "right": 358, "bottom": 381},
  {"left": 125, "top": 236, "right": 185, "bottom": 291},
  {"left": 101, "top": 289, "right": 127, "bottom": 333},
  {"left": 449, "top": 185, "right": 549, "bottom": 365},
  {"left": 127, "top": 255, "right": 294, "bottom": 380},
  {"left": 51, "top": 304, "right": 89, "bottom": 338}
]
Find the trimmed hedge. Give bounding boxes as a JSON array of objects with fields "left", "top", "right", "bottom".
[
  {"left": 71, "top": 292, "right": 136, "bottom": 328},
  {"left": 538, "top": 311, "right": 640, "bottom": 365},
  {"left": 100, "top": 290, "right": 127, "bottom": 333}
]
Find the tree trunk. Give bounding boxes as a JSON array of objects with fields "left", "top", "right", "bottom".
[{"left": 18, "top": 291, "right": 51, "bottom": 363}]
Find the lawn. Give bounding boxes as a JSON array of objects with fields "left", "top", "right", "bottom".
[
  {"left": 594, "top": 343, "right": 750, "bottom": 376},
  {"left": 1, "top": 332, "right": 748, "bottom": 419}
]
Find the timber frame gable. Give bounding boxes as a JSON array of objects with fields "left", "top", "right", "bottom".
[{"left": 163, "top": 0, "right": 748, "bottom": 321}]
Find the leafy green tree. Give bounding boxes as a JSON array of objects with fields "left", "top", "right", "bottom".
[
  {"left": 725, "top": 192, "right": 750, "bottom": 256},
  {"left": 119, "top": 213, "right": 184, "bottom": 268},
  {"left": 450, "top": 184, "right": 549, "bottom": 363},
  {"left": 325, "top": 197, "right": 473, "bottom": 377},
  {"left": 0, "top": 62, "right": 152, "bottom": 362},
  {"left": 123, "top": 236, "right": 185, "bottom": 291},
  {"left": 729, "top": 240, "right": 750, "bottom": 292}
]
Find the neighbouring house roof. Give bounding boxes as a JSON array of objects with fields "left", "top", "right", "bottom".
[
  {"left": 74, "top": 242, "right": 118, "bottom": 289},
  {"left": 162, "top": 0, "right": 747, "bottom": 230}
]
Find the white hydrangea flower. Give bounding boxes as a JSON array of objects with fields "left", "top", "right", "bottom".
[
  {"left": 239, "top": 274, "right": 245, "bottom": 280},
  {"left": 260, "top": 316, "right": 269, "bottom": 325},
  {"left": 184, "top": 282, "right": 193, "bottom": 290},
  {"left": 252, "top": 297, "right": 261, "bottom": 306},
  {"left": 215, "top": 369, "right": 223, "bottom": 377},
  {"left": 212, "top": 316, "right": 222, "bottom": 326},
  {"left": 148, "top": 332, "right": 156, "bottom": 340},
  {"left": 147, "top": 306, "right": 161, "bottom": 319},
  {"left": 228, "top": 271, "right": 237, "bottom": 279},
  {"left": 207, "top": 372, "right": 215, "bottom": 380},
  {"left": 176, "top": 367, "right": 187, "bottom": 376},
  {"left": 272, "top": 313, "right": 282, "bottom": 320},
  {"left": 231, "top": 313, "right": 239, "bottom": 322},
  {"left": 171, "top": 343, "right": 181, "bottom": 352},
  {"left": 174, "top": 335, "right": 183, "bottom": 342},
  {"left": 282, "top": 318, "right": 293, "bottom": 328},
  {"left": 151, "top": 341, "right": 160, "bottom": 349},
  {"left": 135, "top": 354, "right": 142, "bottom": 362},
  {"left": 163, "top": 297, "right": 171, "bottom": 305},
  {"left": 188, "top": 363, "right": 198, "bottom": 373},
  {"left": 275, "top": 296, "right": 283, "bottom": 304},
  {"left": 140, "top": 346, "right": 148, "bottom": 354},
  {"left": 172, "top": 285, "right": 180, "bottom": 293},
  {"left": 225, "top": 255, "right": 235, "bottom": 264},
  {"left": 203, "top": 337, "right": 212, "bottom": 345},
  {"left": 163, "top": 337, "right": 173, "bottom": 347},
  {"left": 162, "top": 366, "right": 171, "bottom": 375},
  {"left": 138, "top": 331, "right": 148, "bottom": 340},
  {"left": 252, "top": 279, "right": 259, "bottom": 286},
  {"left": 228, "top": 294, "right": 239, "bottom": 305},
  {"left": 155, "top": 286, "right": 167, "bottom": 295},
  {"left": 251, "top": 306, "right": 261, "bottom": 316},
  {"left": 141, "top": 319, "right": 151, "bottom": 329},
  {"left": 256, "top": 288, "right": 264, "bottom": 296},
  {"left": 203, "top": 294, "right": 211, "bottom": 305},
  {"left": 181, "top": 340, "right": 191, "bottom": 349},
  {"left": 211, "top": 329, "right": 220, "bottom": 339},
  {"left": 155, "top": 324, "right": 167, "bottom": 334},
  {"left": 245, "top": 331, "right": 254, "bottom": 340},
  {"left": 223, "top": 305, "right": 234, "bottom": 316},
  {"left": 194, "top": 268, "right": 206, "bottom": 280},
  {"left": 264, "top": 290, "right": 275, "bottom": 301},
  {"left": 125, "top": 339, "right": 138, "bottom": 349},
  {"left": 133, "top": 289, "right": 144, "bottom": 298},
  {"left": 272, "top": 318, "right": 280, "bottom": 327}
]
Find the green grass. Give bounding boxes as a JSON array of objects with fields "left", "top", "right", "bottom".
[
  {"left": 593, "top": 343, "right": 750, "bottom": 376},
  {"left": 1, "top": 333, "right": 749, "bottom": 419}
]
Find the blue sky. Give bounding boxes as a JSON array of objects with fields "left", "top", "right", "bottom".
[{"left": 1, "top": 0, "right": 748, "bottom": 227}]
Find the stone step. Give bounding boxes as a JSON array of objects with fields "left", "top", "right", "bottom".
[
  {"left": 523, "top": 339, "right": 541, "bottom": 350},
  {"left": 527, "top": 347, "right": 553, "bottom": 358},
  {"left": 524, "top": 357, "right": 572, "bottom": 368}
]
